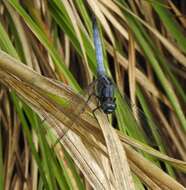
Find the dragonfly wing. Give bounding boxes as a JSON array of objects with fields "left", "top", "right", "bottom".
[
  {"left": 52, "top": 79, "right": 98, "bottom": 144},
  {"left": 117, "top": 91, "right": 164, "bottom": 148}
]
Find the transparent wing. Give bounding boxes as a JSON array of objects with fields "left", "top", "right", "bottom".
[
  {"left": 51, "top": 79, "right": 98, "bottom": 145},
  {"left": 116, "top": 90, "right": 167, "bottom": 149}
]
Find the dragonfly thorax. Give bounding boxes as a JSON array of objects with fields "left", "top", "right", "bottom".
[{"left": 96, "top": 75, "right": 116, "bottom": 114}]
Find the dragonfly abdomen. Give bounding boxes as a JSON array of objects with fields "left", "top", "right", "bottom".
[{"left": 93, "top": 16, "right": 105, "bottom": 76}]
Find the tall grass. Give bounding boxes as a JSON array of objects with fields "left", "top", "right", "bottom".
[{"left": 0, "top": 0, "right": 186, "bottom": 189}]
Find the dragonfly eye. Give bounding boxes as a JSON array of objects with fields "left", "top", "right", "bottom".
[{"left": 101, "top": 99, "right": 116, "bottom": 114}]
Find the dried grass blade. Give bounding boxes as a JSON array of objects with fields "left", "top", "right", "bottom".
[
  {"left": 0, "top": 70, "right": 114, "bottom": 190},
  {"left": 125, "top": 145, "right": 185, "bottom": 190},
  {"left": 95, "top": 110, "right": 135, "bottom": 190}
]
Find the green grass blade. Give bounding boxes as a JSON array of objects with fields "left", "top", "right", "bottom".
[
  {"left": 0, "top": 23, "right": 19, "bottom": 58},
  {"left": 11, "top": 93, "right": 50, "bottom": 190},
  {"left": 8, "top": 0, "right": 80, "bottom": 91},
  {"left": 152, "top": 0, "right": 186, "bottom": 54},
  {"left": 136, "top": 86, "right": 175, "bottom": 177},
  {"left": 63, "top": 148, "right": 86, "bottom": 190}
]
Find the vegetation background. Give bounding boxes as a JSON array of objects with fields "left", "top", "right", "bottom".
[{"left": 0, "top": 0, "right": 186, "bottom": 189}]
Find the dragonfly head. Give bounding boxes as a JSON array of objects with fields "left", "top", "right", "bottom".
[{"left": 101, "top": 98, "right": 116, "bottom": 114}]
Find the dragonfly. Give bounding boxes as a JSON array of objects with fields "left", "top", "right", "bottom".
[
  {"left": 51, "top": 14, "right": 163, "bottom": 149},
  {"left": 50, "top": 14, "right": 117, "bottom": 146},
  {"left": 92, "top": 15, "right": 116, "bottom": 114}
]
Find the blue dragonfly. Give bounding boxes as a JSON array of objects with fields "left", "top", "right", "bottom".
[
  {"left": 91, "top": 15, "right": 116, "bottom": 114},
  {"left": 50, "top": 14, "right": 117, "bottom": 146},
  {"left": 52, "top": 14, "right": 163, "bottom": 149}
]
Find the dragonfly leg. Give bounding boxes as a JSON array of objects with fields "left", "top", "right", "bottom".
[
  {"left": 92, "top": 106, "right": 100, "bottom": 114},
  {"left": 84, "top": 79, "right": 97, "bottom": 96},
  {"left": 91, "top": 105, "right": 101, "bottom": 124},
  {"left": 86, "top": 92, "right": 98, "bottom": 103},
  {"left": 92, "top": 100, "right": 101, "bottom": 113}
]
